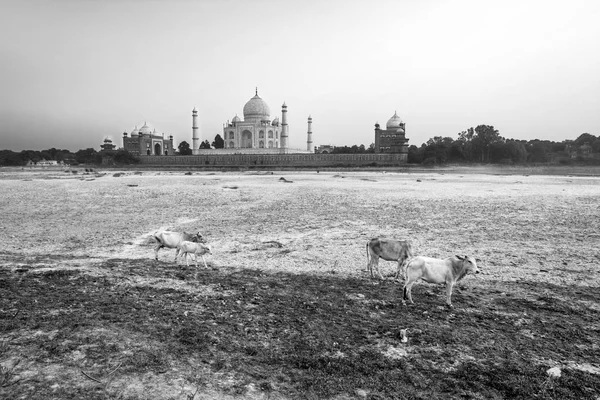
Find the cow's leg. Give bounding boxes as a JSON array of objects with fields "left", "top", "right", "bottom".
[
  {"left": 395, "top": 259, "right": 404, "bottom": 281},
  {"left": 403, "top": 281, "right": 415, "bottom": 304},
  {"left": 154, "top": 243, "right": 164, "bottom": 261},
  {"left": 445, "top": 282, "right": 455, "bottom": 308},
  {"left": 374, "top": 259, "right": 385, "bottom": 280},
  {"left": 367, "top": 258, "right": 375, "bottom": 278},
  {"left": 366, "top": 250, "right": 373, "bottom": 276},
  {"left": 402, "top": 275, "right": 419, "bottom": 304},
  {"left": 201, "top": 255, "right": 208, "bottom": 269},
  {"left": 193, "top": 254, "right": 199, "bottom": 268},
  {"left": 396, "top": 257, "right": 411, "bottom": 282},
  {"left": 174, "top": 248, "right": 181, "bottom": 263}
]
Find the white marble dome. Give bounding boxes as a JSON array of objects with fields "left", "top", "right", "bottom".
[
  {"left": 386, "top": 111, "right": 403, "bottom": 129},
  {"left": 139, "top": 122, "right": 152, "bottom": 135},
  {"left": 130, "top": 126, "right": 139, "bottom": 137},
  {"left": 243, "top": 93, "right": 270, "bottom": 120},
  {"left": 232, "top": 115, "right": 241, "bottom": 123}
]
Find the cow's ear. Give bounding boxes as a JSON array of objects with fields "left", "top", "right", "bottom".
[{"left": 456, "top": 255, "right": 464, "bottom": 260}]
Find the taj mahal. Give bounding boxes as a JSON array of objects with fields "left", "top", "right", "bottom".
[
  {"left": 192, "top": 89, "right": 313, "bottom": 155},
  {"left": 119, "top": 88, "right": 409, "bottom": 165}
]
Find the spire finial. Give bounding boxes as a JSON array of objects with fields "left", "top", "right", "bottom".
[{"left": 255, "top": 87, "right": 258, "bottom": 96}]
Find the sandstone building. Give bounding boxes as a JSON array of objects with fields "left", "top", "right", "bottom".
[
  {"left": 374, "top": 111, "right": 409, "bottom": 154},
  {"left": 122, "top": 123, "right": 174, "bottom": 156}
]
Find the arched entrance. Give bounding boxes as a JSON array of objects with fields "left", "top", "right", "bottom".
[
  {"left": 154, "top": 142, "right": 162, "bottom": 155},
  {"left": 241, "top": 130, "right": 252, "bottom": 148}
]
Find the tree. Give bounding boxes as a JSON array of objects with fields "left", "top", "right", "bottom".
[
  {"left": 75, "top": 148, "right": 101, "bottom": 164},
  {"left": 473, "top": 125, "right": 502, "bottom": 163},
  {"left": 178, "top": 141, "right": 192, "bottom": 155},
  {"left": 407, "top": 145, "right": 423, "bottom": 164},
  {"left": 0, "top": 150, "right": 24, "bottom": 166},
  {"left": 199, "top": 140, "right": 211, "bottom": 149},
  {"left": 489, "top": 140, "right": 527, "bottom": 163},
  {"left": 574, "top": 133, "right": 597, "bottom": 146},
  {"left": 456, "top": 127, "right": 476, "bottom": 161},
  {"left": 527, "top": 140, "right": 549, "bottom": 163},
  {"left": 212, "top": 134, "right": 224, "bottom": 149},
  {"left": 113, "top": 149, "right": 140, "bottom": 164}
]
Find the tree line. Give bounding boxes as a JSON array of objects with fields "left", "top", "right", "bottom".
[
  {"left": 0, "top": 147, "right": 140, "bottom": 166},
  {"left": 407, "top": 126, "right": 599, "bottom": 165},
  {"left": 1, "top": 127, "right": 598, "bottom": 166}
]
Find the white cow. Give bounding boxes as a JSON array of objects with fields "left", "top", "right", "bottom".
[
  {"left": 177, "top": 241, "right": 212, "bottom": 268},
  {"left": 153, "top": 230, "right": 204, "bottom": 262},
  {"left": 403, "top": 255, "right": 480, "bottom": 307}
]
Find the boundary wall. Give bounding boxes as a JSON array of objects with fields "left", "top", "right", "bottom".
[{"left": 139, "top": 153, "right": 407, "bottom": 167}]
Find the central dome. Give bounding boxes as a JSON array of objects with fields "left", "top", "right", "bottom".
[
  {"left": 139, "top": 122, "right": 152, "bottom": 135},
  {"left": 243, "top": 92, "right": 270, "bottom": 121},
  {"left": 386, "top": 111, "right": 403, "bottom": 129}
]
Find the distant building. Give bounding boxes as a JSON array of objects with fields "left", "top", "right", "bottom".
[
  {"left": 374, "top": 111, "right": 409, "bottom": 154},
  {"left": 315, "top": 144, "right": 335, "bottom": 154},
  {"left": 26, "top": 159, "right": 60, "bottom": 167},
  {"left": 122, "top": 122, "right": 174, "bottom": 156},
  {"left": 100, "top": 137, "right": 116, "bottom": 152}
]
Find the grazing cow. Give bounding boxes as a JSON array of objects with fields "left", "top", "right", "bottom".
[
  {"left": 177, "top": 241, "right": 212, "bottom": 268},
  {"left": 403, "top": 255, "right": 480, "bottom": 307},
  {"left": 153, "top": 230, "right": 204, "bottom": 262},
  {"left": 366, "top": 238, "right": 413, "bottom": 280}
]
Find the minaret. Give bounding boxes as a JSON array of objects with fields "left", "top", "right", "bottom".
[
  {"left": 281, "top": 102, "right": 289, "bottom": 149},
  {"left": 192, "top": 107, "right": 199, "bottom": 154},
  {"left": 307, "top": 115, "right": 313, "bottom": 153}
]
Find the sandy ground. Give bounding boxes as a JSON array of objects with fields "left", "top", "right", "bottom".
[
  {"left": 1, "top": 168, "right": 598, "bottom": 279},
  {"left": 1, "top": 167, "right": 599, "bottom": 399}
]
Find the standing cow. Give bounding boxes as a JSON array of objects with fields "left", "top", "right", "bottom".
[
  {"left": 366, "top": 238, "right": 413, "bottom": 280},
  {"left": 402, "top": 255, "right": 480, "bottom": 307},
  {"left": 177, "top": 241, "right": 212, "bottom": 268},
  {"left": 153, "top": 230, "right": 205, "bottom": 262}
]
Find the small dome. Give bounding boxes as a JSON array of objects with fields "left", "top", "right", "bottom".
[
  {"left": 139, "top": 122, "right": 151, "bottom": 135},
  {"left": 243, "top": 91, "right": 270, "bottom": 120},
  {"left": 396, "top": 127, "right": 405, "bottom": 134},
  {"left": 272, "top": 117, "right": 279, "bottom": 126},
  {"left": 104, "top": 137, "right": 112, "bottom": 143},
  {"left": 192, "top": 106, "right": 198, "bottom": 113},
  {"left": 386, "top": 111, "right": 403, "bottom": 129},
  {"left": 232, "top": 114, "right": 241, "bottom": 123},
  {"left": 130, "top": 126, "right": 139, "bottom": 136}
]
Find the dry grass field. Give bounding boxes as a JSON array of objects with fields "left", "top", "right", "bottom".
[{"left": 1, "top": 167, "right": 599, "bottom": 399}]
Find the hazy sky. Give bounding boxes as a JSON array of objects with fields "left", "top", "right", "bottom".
[{"left": 1, "top": 0, "right": 599, "bottom": 152}]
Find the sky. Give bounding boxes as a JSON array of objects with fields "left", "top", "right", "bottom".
[{"left": 1, "top": 0, "right": 599, "bottom": 152}]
